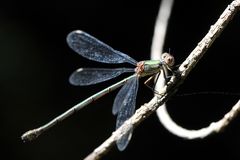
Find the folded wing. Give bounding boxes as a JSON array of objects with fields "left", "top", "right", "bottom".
[{"left": 113, "top": 76, "right": 139, "bottom": 151}]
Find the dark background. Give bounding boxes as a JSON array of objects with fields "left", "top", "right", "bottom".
[{"left": 0, "top": 0, "right": 240, "bottom": 159}]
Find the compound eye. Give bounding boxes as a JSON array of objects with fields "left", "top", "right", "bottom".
[{"left": 162, "top": 54, "right": 166, "bottom": 59}]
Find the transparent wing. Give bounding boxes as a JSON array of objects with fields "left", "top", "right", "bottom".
[
  {"left": 69, "top": 68, "right": 135, "bottom": 86},
  {"left": 66, "top": 30, "right": 137, "bottom": 65},
  {"left": 113, "top": 76, "right": 139, "bottom": 151}
]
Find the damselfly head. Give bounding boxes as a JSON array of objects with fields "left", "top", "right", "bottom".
[{"left": 161, "top": 52, "right": 175, "bottom": 67}]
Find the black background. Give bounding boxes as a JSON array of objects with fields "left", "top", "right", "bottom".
[{"left": 1, "top": 0, "right": 240, "bottom": 159}]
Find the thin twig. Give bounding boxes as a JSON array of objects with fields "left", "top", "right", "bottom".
[
  {"left": 149, "top": 0, "right": 174, "bottom": 139},
  {"left": 156, "top": 0, "right": 240, "bottom": 139},
  {"left": 151, "top": 0, "right": 174, "bottom": 105},
  {"left": 151, "top": 0, "right": 174, "bottom": 60},
  {"left": 83, "top": 1, "right": 240, "bottom": 159},
  {"left": 157, "top": 100, "right": 240, "bottom": 139}
]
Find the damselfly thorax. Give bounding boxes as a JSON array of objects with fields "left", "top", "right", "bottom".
[{"left": 135, "top": 53, "right": 175, "bottom": 77}]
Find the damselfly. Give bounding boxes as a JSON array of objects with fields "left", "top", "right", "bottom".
[{"left": 21, "top": 30, "right": 175, "bottom": 151}]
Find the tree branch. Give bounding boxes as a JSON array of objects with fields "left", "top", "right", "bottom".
[
  {"left": 156, "top": 0, "right": 240, "bottom": 139},
  {"left": 84, "top": 0, "right": 240, "bottom": 159}
]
